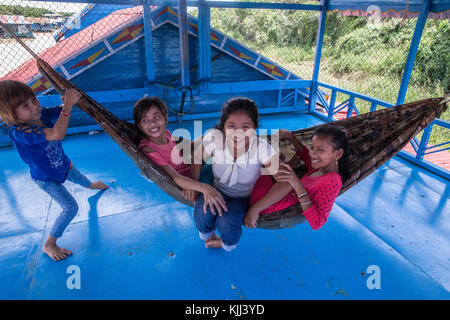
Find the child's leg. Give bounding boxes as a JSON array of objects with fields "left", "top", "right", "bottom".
[
  {"left": 213, "top": 196, "right": 249, "bottom": 252},
  {"left": 245, "top": 176, "right": 296, "bottom": 228},
  {"left": 249, "top": 174, "right": 274, "bottom": 207},
  {"left": 34, "top": 179, "right": 79, "bottom": 238},
  {"left": 255, "top": 182, "right": 295, "bottom": 213},
  {"left": 34, "top": 179, "right": 79, "bottom": 261},
  {"left": 193, "top": 194, "right": 218, "bottom": 241},
  {"left": 66, "top": 166, "right": 91, "bottom": 187},
  {"left": 250, "top": 175, "right": 296, "bottom": 214},
  {"left": 66, "top": 166, "right": 108, "bottom": 189}
]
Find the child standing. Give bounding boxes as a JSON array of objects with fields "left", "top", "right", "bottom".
[{"left": 0, "top": 80, "right": 108, "bottom": 261}]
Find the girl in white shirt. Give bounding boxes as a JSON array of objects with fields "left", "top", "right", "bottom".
[{"left": 193, "top": 97, "right": 278, "bottom": 251}]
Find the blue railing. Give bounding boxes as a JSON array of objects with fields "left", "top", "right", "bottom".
[{"left": 310, "top": 81, "right": 450, "bottom": 180}]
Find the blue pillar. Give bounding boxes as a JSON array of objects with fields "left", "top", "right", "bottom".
[
  {"left": 416, "top": 121, "right": 433, "bottom": 160},
  {"left": 308, "top": 0, "right": 328, "bottom": 113},
  {"left": 396, "top": 0, "right": 431, "bottom": 105},
  {"left": 198, "top": 0, "right": 211, "bottom": 93},
  {"left": 178, "top": 0, "right": 190, "bottom": 88},
  {"left": 143, "top": 0, "right": 155, "bottom": 93},
  {"left": 327, "top": 90, "right": 336, "bottom": 121}
]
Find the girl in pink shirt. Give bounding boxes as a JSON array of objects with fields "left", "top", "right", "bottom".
[
  {"left": 245, "top": 124, "right": 350, "bottom": 230},
  {"left": 138, "top": 129, "right": 190, "bottom": 176},
  {"left": 133, "top": 97, "right": 225, "bottom": 210}
]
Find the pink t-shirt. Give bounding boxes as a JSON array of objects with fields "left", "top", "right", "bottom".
[
  {"left": 299, "top": 170, "right": 342, "bottom": 230},
  {"left": 139, "top": 130, "right": 190, "bottom": 176}
]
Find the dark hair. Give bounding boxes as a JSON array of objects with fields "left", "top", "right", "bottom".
[
  {"left": 313, "top": 124, "right": 350, "bottom": 182},
  {"left": 133, "top": 96, "right": 168, "bottom": 138},
  {"left": 215, "top": 97, "right": 259, "bottom": 131}
]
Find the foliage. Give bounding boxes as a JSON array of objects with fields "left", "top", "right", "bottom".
[
  {"left": 0, "top": 5, "right": 51, "bottom": 17},
  {"left": 0, "top": 4, "right": 71, "bottom": 18},
  {"left": 211, "top": 7, "right": 449, "bottom": 93},
  {"left": 210, "top": 7, "right": 449, "bottom": 145}
]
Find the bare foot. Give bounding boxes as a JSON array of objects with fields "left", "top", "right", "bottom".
[
  {"left": 88, "top": 181, "right": 109, "bottom": 190},
  {"left": 43, "top": 237, "right": 72, "bottom": 261},
  {"left": 205, "top": 233, "right": 222, "bottom": 249},
  {"left": 205, "top": 239, "right": 223, "bottom": 249},
  {"left": 205, "top": 232, "right": 220, "bottom": 243}
]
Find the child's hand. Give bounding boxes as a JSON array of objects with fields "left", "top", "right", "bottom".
[
  {"left": 202, "top": 185, "right": 227, "bottom": 216},
  {"left": 278, "top": 129, "right": 305, "bottom": 152},
  {"left": 182, "top": 189, "right": 199, "bottom": 204},
  {"left": 274, "top": 163, "right": 301, "bottom": 189},
  {"left": 278, "top": 129, "right": 295, "bottom": 141},
  {"left": 62, "top": 88, "right": 81, "bottom": 111},
  {"left": 244, "top": 207, "right": 260, "bottom": 228}
]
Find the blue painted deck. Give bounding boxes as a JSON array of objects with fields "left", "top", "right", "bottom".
[{"left": 0, "top": 112, "right": 449, "bottom": 300}]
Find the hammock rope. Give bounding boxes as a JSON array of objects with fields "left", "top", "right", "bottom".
[{"left": 1, "top": 21, "right": 447, "bottom": 229}]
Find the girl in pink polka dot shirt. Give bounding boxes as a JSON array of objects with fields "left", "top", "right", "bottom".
[{"left": 245, "top": 124, "right": 350, "bottom": 230}]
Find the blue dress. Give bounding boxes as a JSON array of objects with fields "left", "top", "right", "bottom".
[{"left": 9, "top": 106, "right": 71, "bottom": 183}]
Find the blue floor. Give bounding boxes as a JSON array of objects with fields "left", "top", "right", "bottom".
[{"left": 0, "top": 112, "right": 449, "bottom": 299}]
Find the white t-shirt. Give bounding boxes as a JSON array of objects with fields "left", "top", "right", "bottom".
[{"left": 203, "top": 130, "right": 278, "bottom": 198}]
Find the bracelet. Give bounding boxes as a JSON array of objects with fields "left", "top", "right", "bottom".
[
  {"left": 297, "top": 192, "right": 307, "bottom": 199},
  {"left": 61, "top": 111, "right": 71, "bottom": 117},
  {"left": 300, "top": 201, "right": 311, "bottom": 206}
]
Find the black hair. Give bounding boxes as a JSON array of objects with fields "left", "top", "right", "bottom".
[
  {"left": 313, "top": 124, "right": 350, "bottom": 182},
  {"left": 215, "top": 97, "right": 259, "bottom": 131},
  {"left": 132, "top": 96, "right": 168, "bottom": 139}
]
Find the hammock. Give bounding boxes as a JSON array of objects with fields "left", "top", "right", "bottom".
[{"left": 2, "top": 22, "right": 447, "bottom": 230}]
